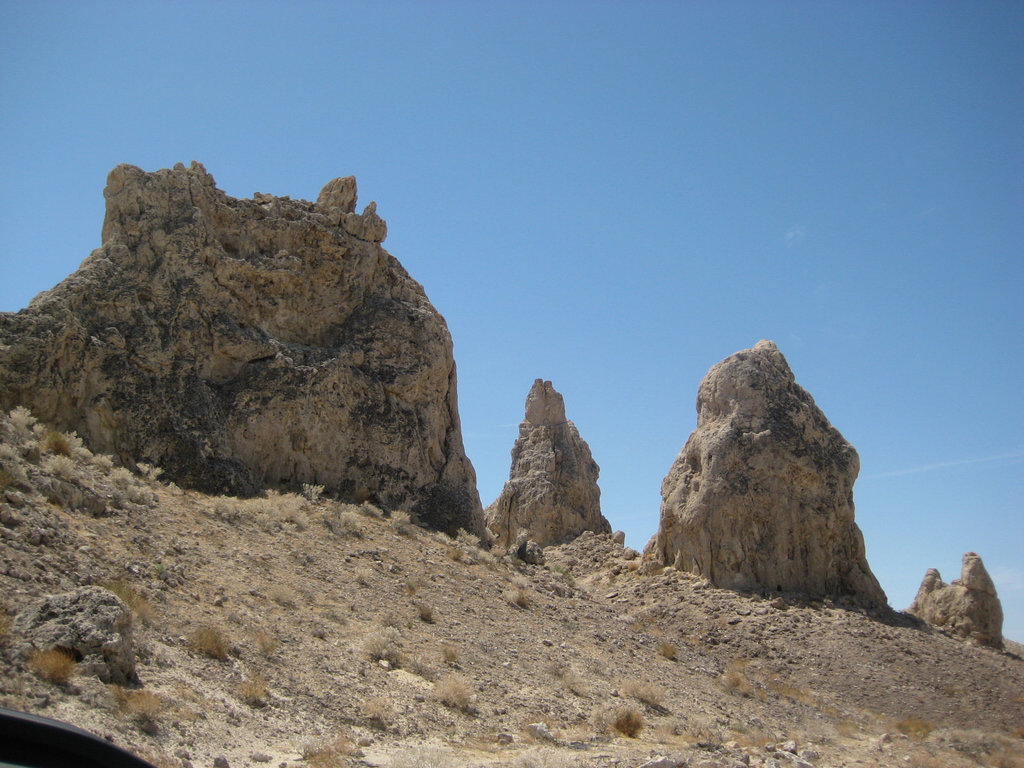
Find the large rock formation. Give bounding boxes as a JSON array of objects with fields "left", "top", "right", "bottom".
[
  {"left": 647, "top": 341, "right": 886, "bottom": 604},
  {"left": 908, "top": 552, "right": 1003, "bottom": 648},
  {"left": 485, "top": 379, "right": 609, "bottom": 548},
  {"left": 0, "top": 162, "right": 483, "bottom": 537}
]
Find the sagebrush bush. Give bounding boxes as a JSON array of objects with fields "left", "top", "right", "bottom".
[
  {"left": 114, "top": 687, "right": 164, "bottom": 725},
  {"left": 390, "top": 510, "right": 412, "bottom": 534},
  {"left": 189, "top": 625, "right": 230, "bottom": 659},
  {"left": 237, "top": 673, "right": 269, "bottom": 707},
  {"left": 253, "top": 629, "right": 279, "bottom": 657},
  {"left": 361, "top": 696, "right": 393, "bottom": 728},
  {"left": 503, "top": 586, "right": 532, "bottom": 609},
  {"left": 325, "top": 509, "right": 362, "bottom": 538},
  {"left": 658, "top": 641, "right": 677, "bottom": 660},
  {"left": 363, "top": 627, "right": 402, "bottom": 667},
  {"left": 42, "top": 453, "right": 77, "bottom": 480},
  {"left": 619, "top": 679, "right": 665, "bottom": 708},
  {"left": 28, "top": 647, "right": 78, "bottom": 683},
  {"left": 435, "top": 675, "right": 474, "bottom": 712},
  {"left": 593, "top": 702, "right": 645, "bottom": 737}
]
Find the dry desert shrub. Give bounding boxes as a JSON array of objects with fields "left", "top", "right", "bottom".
[
  {"left": 363, "top": 626, "right": 402, "bottom": 667},
  {"left": 618, "top": 678, "right": 666, "bottom": 709},
  {"left": 592, "top": 702, "right": 645, "bottom": 738},
  {"left": 253, "top": 629, "right": 280, "bottom": 657},
  {"left": 325, "top": 508, "right": 362, "bottom": 538},
  {"left": 6, "top": 406, "right": 37, "bottom": 442},
  {"left": 416, "top": 602, "right": 435, "bottom": 623},
  {"left": 301, "top": 482, "right": 325, "bottom": 503},
  {"left": 42, "top": 453, "right": 77, "bottom": 480},
  {"left": 657, "top": 641, "right": 677, "bottom": 660},
  {"left": 503, "top": 586, "right": 532, "bottom": 608},
  {"left": 721, "top": 658, "right": 754, "bottom": 697},
  {"left": 435, "top": 674, "right": 474, "bottom": 713},
  {"left": 28, "top": 647, "right": 78, "bottom": 683},
  {"left": 441, "top": 644, "right": 460, "bottom": 666},
  {"left": 894, "top": 716, "right": 935, "bottom": 740},
  {"left": 404, "top": 653, "right": 436, "bottom": 681},
  {"left": 0, "top": 467, "right": 14, "bottom": 490},
  {"left": 189, "top": 624, "right": 230, "bottom": 659},
  {"left": 301, "top": 735, "right": 358, "bottom": 767},
  {"left": 390, "top": 510, "right": 413, "bottom": 534},
  {"left": 101, "top": 579, "right": 155, "bottom": 625},
  {"left": 41, "top": 429, "right": 71, "bottom": 456},
  {"left": 114, "top": 686, "right": 165, "bottom": 726},
  {"left": 268, "top": 585, "right": 299, "bottom": 608},
  {"left": 361, "top": 696, "right": 393, "bottom": 729},
  {"left": 551, "top": 662, "right": 588, "bottom": 697},
  {"left": 237, "top": 673, "right": 268, "bottom": 707}
]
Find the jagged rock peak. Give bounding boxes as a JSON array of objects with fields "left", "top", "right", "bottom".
[
  {"left": 908, "top": 552, "right": 1003, "bottom": 648},
  {"left": 0, "top": 162, "right": 482, "bottom": 537},
  {"left": 485, "top": 379, "right": 610, "bottom": 548},
  {"left": 647, "top": 341, "right": 886, "bottom": 605}
]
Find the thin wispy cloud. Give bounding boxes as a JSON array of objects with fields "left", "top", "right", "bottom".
[
  {"left": 784, "top": 225, "right": 807, "bottom": 247},
  {"left": 867, "top": 451, "right": 1024, "bottom": 479}
]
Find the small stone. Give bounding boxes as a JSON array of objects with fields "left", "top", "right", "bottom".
[
  {"left": 525, "top": 722, "right": 556, "bottom": 742},
  {"left": 213, "top": 758, "right": 229, "bottom": 768}
]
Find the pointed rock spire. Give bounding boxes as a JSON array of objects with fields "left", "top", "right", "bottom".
[{"left": 485, "top": 379, "right": 609, "bottom": 548}]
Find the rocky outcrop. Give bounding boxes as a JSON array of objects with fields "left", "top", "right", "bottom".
[
  {"left": 13, "top": 586, "right": 138, "bottom": 685},
  {"left": 647, "top": 341, "right": 886, "bottom": 604},
  {"left": 908, "top": 552, "right": 1003, "bottom": 648},
  {"left": 0, "top": 162, "right": 483, "bottom": 536},
  {"left": 485, "top": 379, "right": 609, "bottom": 548}
]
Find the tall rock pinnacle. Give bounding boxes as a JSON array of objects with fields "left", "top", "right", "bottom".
[
  {"left": 485, "top": 379, "right": 609, "bottom": 548},
  {"left": 0, "top": 162, "right": 483, "bottom": 537},
  {"left": 647, "top": 341, "right": 886, "bottom": 604}
]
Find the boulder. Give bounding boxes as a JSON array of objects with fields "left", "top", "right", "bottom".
[
  {"left": 646, "top": 341, "right": 886, "bottom": 604},
  {"left": 0, "top": 163, "right": 483, "bottom": 537},
  {"left": 907, "top": 552, "right": 1003, "bottom": 648},
  {"left": 485, "top": 379, "right": 609, "bottom": 548},
  {"left": 13, "top": 586, "right": 138, "bottom": 685}
]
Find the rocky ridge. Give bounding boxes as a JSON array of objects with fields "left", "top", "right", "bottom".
[
  {"left": 485, "top": 379, "right": 609, "bottom": 548},
  {"left": 647, "top": 341, "right": 886, "bottom": 606},
  {"left": 0, "top": 163, "right": 483, "bottom": 537}
]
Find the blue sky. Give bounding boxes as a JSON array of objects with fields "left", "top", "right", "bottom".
[{"left": 2, "top": 2, "right": 1022, "bottom": 639}]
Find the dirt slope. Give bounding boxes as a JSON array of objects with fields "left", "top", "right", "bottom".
[{"left": 1, "top": 410, "right": 1022, "bottom": 768}]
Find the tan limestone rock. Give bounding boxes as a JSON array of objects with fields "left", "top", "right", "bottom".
[
  {"left": 908, "top": 552, "right": 1003, "bottom": 648},
  {"left": 0, "top": 162, "right": 482, "bottom": 536},
  {"left": 647, "top": 341, "right": 886, "bottom": 604},
  {"left": 485, "top": 379, "right": 609, "bottom": 548}
]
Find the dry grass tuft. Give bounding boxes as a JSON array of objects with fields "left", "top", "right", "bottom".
[
  {"left": 189, "top": 625, "right": 230, "bottom": 660},
  {"left": 593, "top": 702, "right": 645, "bottom": 738},
  {"left": 301, "top": 735, "right": 358, "bottom": 767},
  {"left": 894, "top": 716, "right": 934, "bottom": 740},
  {"left": 442, "top": 644, "right": 460, "bottom": 666},
  {"left": 390, "top": 510, "right": 413, "bottom": 534},
  {"left": 114, "top": 687, "right": 165, "bottom": 726},
  {"left": 435, "top": 675, "right": 474, "bottom": 713},
  {"left": 416, "top": 602, "right": 435, "bottom": 624},
  {"left": 361, "top": 696, "right": 393, "bottom": 729},
  {"left": 657, "top": 641, "right": 677, "bottom": 660},
  {"left": 618, "top": 679, "right": 666, "bottom": 709},
  {"left": 253, "top": 629, "right": 280, "bottom": 657},
  {"left": 28, "top": 647, "right": 78, "bottom": 683},
  {"left": 325, "top": 509, "right": 362, "bottom": 538},
  {"left": 237, "top": 673, "right": 269, "bottom": 707},
  {"left": 42, "top": 429, "right": 71, "bottom": 456},
  {"left": 721, "top": 658, "right": 754, "bottom": 697},
  {"left": 101, "top": 579, "right": 155, "bottom": 625},
  {"left": 268, "top": 585, "right": 299, "bottom": 608},
  {"left": 504, "top": 586, "right": 532, "bottom": 609},
  {"left": 363, "top": 627, "right": 402, "bottom": 667}
]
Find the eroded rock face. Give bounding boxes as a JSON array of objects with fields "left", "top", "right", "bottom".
[
  {"left": 0, "top": 162, "right": 482, "bottom": 536},
  {"left": 485, "top": 379, "right": 609, "bottom": 548},
  {"left": 908, "top": 552, "right": 1003, "bottom": 648},
  {"left": 647, "top": 341, "right": 886, "bottom": 604},
  {"left": 14, "top": 586, "right": 138, "bottom": 685}
]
